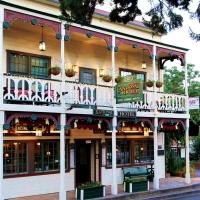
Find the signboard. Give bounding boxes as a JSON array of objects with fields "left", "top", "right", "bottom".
[
  {"left": 116, "top": 75, "right": 143, "bottom": 104},
  {"left": 94, "top": 109, "right": 113, "bottom": 117},
  {"left": 117, "top": 111, "right": 136, "bottom": 118},
  {"left": 189, "top": 97, "right": 199, "bottom": 110}
]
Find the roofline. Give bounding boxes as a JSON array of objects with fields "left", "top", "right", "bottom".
[{"left": 1, "top": 0, "right": 189, "bottom": 52}]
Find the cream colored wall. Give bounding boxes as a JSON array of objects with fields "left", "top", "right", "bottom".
[
  {"left": 4, "top": 25, "right": 158, "bottom": 85},
  {"left": 3, "top": 0, "right": 162, "bottom": 42}
]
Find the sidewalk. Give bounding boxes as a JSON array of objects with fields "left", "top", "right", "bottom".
[{"left": 9, "top": 177, "right": 200, "bottom": 200}]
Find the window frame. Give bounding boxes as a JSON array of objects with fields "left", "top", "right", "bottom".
[{"left": 7, "top": 50, "right": 51, "bottom": 79}]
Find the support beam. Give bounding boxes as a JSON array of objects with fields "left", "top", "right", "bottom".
[
  {"left": 111, "top": 35, "right": 118, "bottom": 195},
  {"left": 59, "top": 21, "right": 66, "bottom": 200},
  {"left": 184, "top": 58, "right": 191, "bottom": 184}
]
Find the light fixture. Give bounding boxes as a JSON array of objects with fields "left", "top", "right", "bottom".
[
  {"left": 175, "top": 122, "right": 179, "bottom": 130},
  {"left": 5, "top": 153, "right": 9, "bottom": 158},
  {"left": 36, "top": 128, "right": 42, "bottom": 137},
  {"left": 141, "top": 49, "right": 147, "bottom": 69},
  {"left": 74, "top": 120, "right": 78, "bottom": 128},
  {"left": 99, "top": 68, "right": 105, "bottom": 77},
  {"left": 98, "top": 120, "right": 102, "bottom": 129},
  {"left": 72, "top": 65, "right": 78, "bottom": 73},
  {"left": 46, "top": 151, "right": 51, "bottom": 156},
  {"left": 15, "top": 117, "right": 19, "bottom": 124},
  {"left": 122, "top": 121, "right": 125, "bottom": 127},
  {"left": 144, "top": 127, "right": 149, "bottom": 136},
  {"left": 141, "top": 121, "right": 144, "bottom": 127},
  {"left": 39, "top": 26, "right": 46, "bottom": 51},
  {"left": 45, "top": 118, "right": 49, "bottom": 125}
]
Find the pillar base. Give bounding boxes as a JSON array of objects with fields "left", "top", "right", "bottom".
[
  {"left": 153, "top": 178, "right": 160, "bottom": 190},
  {"left": 185, "top": 173, "right": 191, "bottom": 184},
  {"left": 111, "top": 185, "right": 118, "bottom": 195}
]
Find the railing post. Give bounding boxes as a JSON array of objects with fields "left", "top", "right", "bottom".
[
  {"left": 111, "top": 35, "right": 118, "bottom": 195},
  {"left": 59, "top": 21, "right": 67, "bottom": 200},
  {"left": 184, "top": 56, "right": 191, "bottom": 184},
  {"left": 0, "top": 5, "right": 4, "bottom": 200}
]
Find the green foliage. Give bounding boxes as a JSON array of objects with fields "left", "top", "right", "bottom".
[
  {"left": 164, "top": 64, "right": 200, "bottom": 125},
  {"left": 191, "top": 136, "right": 200, "bottom": 161},
  {"left": 77, "top": 181, "right": 102, "bottom": 189},
  {"left": 59, "top": 0, "right": 200, "bottom": 40}
]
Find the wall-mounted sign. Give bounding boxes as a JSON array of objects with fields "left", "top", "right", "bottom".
[
  {"left": 116, "top": 75, "right": 143, "bottom": 104},
  {"left": 189, "top": 97, "right": 199, "bottom": 110},
  {"left": 94, "top": 109, "right": 113, "bottom": 117},
  {"left": 117, "top": 111, "right": 136, "bottom": 118}
]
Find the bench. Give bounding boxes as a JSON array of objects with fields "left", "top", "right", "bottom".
[{"left": 123, "top": 166, "right": 153, "bottom": 193}]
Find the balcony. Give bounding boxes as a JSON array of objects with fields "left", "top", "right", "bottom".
[{"left": 3, "top": 75, "right": 187, "bottom": 113}]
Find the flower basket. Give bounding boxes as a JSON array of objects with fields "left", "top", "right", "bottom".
[
  {"left": 115, "top": 76, "right": 123, "bottom": 84},
  {"left": 49, "top": 66, "right": 61, "bottom": 75},
  {"left": 146, "top": 80, "right": 154, "bottom": 87},
  {"left": 156, "top": 81, "right": 163, "bottom": 88},
  {"left": 65, "top": 68, "right": 75, "bottom": 77},
  {"left": 102, "top": 75, "right": 112, "bottom": 82},
  {"left": 76, "top": 182, "right": 105, "bottom": 200}
]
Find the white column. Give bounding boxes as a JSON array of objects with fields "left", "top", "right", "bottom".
[
  {"left": 0, "top": 5, "right": 4, "bottom": 200},
  {"left": 111, "top": 35, "right": 117, "bottom": 195},
  {"left": 184, "top": 58, "right": 191, "bottom": 183},
  {"left": 0, "top": 6, "right": 4, "bottom": 106},
  {"left": 152, "top": 45, "right": 159, "bottom": 189},
  {"left": 59, "top": 21, "right": 66, "bottom": 200}
]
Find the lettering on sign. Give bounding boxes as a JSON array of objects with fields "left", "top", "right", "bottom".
[
  {"left": 94, "top": 109, "right": 113, "bottom": 117},
  {"left": 117, "top": 111, "right": 136, "bottom": 118}
]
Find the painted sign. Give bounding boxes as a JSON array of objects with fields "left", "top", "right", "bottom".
[
  {"left": 189, "top": 97, "right": 199, "bottom": 110},
  {"left": 116, "top": 75, "right": 143, "bottom": 104},
  {"left": 94, "top": 109, "right": 114, "bottom": 117},
  {"left": 117, "top": 111, "right": 136, "bottom": 118}
]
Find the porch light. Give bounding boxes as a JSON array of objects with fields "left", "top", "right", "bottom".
[
  {"left": 39, "top": 26, "right": 46, "bottom": 51},
  {"left": 141, "top": 49, "right": 147, "bottom": 69},
  {"left": 143, "top": 127, "right": 149, "bottom": 136},
  {"left": 99, "top": 68, "right": 105, "bottom": 77},
  {"left": 74, "top": 120, "right": 78, "bottom": 128},
  {"left": 15, "top": 117, "right": 19, "bottom": 124},
  {"left": 72, "top": 65, "right": 78, "bottom": 73},
  {"left": 98, "top": 120, "right": 102, "bottom": 129},
  {"left": 46, "top": 151, "right": 51, "bottom": 156},
  {"left": 45, "top": 118, "right": 49, "bottom": 125},
  {"left": 36, "top": 128, "right": 42, "bottom": 137},
  {"left": 5, "top": 153, "right": 9, "bottom": 158},
  {"left": 122, "top": 121, "right": 125, "bottom": 127}
]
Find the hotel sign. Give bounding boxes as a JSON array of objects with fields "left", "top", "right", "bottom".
[
  {"left": 117, "top": 111, "right": 136, "bottom": 118},
  {"left": 94, "top": 109, "right": 114, "bottom": 117},
  {"left": 189, "top": 97, "right": 199, "bottom": 110},
  {"left": 116, "top": 75, "right": 143, "bottom": 104}
]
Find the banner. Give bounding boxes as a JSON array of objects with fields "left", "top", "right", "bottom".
[
  {"left": 116, "top": 75, "right": 143, "bottom": 104},
  {"left": 189, "top": 97, "right": 199, "bottom": 110}
]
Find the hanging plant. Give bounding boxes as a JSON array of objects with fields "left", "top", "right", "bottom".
[
  {"left": 146, "top": 80, "right": 154, "bottom": 87},
  {"left": 102, "top": 75, "right": 112, "bottom": 82},
  {"left": 156, "top": 80, "right": 163, "bottom": 88},
  {"left": 49, "top": 66, "right": 61, "bottom": 75},
  {"left": 65, "top": 68, "right": 75, "bottom": 77},
  {"left": 115, "top": 75, "right": 123, "bottom": 84}
]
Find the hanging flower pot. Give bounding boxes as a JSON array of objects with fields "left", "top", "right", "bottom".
[
  {"left": 49, "top": 66, "right": 61, "bottom": 75},
  {"left": 65, "top": 68, "right": 75, "bottom": 77},
  {"left": 156, "top": 81, "right": 163, "bottom": 88},
  {"left": 146, "top": 80, "right": 154, "bottom": 87},
  {"left": 115, "top": 76, "right": 123, "bottom": 84},
  {"left": 102, "top": 75, "right": 112, "bottom": 82}
]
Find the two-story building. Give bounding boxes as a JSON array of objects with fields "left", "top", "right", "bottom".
[{"left": 0, "top": 0, "right": 190, "bottom": 199}]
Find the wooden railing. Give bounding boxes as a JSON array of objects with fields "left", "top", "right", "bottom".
[{"left": 3, "top": 75, "right": 187, "bottom": 112}]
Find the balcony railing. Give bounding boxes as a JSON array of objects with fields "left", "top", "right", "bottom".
[{"left": 3, "top": 75, "right": 187, "bottom": 113}]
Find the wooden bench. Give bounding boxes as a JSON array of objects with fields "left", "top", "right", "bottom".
[{"left": 123, "top": 166, "right": 151, "bottom": 193}]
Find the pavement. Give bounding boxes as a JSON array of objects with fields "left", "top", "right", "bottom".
[{"left": 9, "top": 177, "right": 200, "bottom": 200}]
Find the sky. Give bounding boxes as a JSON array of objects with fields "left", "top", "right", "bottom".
[{"left": 97, "top": 0, "right": 200, "bottom": 69}]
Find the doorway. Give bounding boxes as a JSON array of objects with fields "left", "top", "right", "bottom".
[{"left": 76, "top": 141, "right": 91, "bottom": 185}]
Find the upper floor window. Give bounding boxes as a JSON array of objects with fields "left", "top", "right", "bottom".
[
  {"left": 120, "top": 69, "right": 146, "bottom": 89},
  {"left": 8, "top": 51, "right": 50, "bottom": 79}
]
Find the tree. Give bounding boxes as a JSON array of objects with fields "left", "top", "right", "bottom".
[
  {"left": 164, "top": 64, "right": 200, "bottom": 125},
  {"left": 59, "top": 0, "right": 200, "bottom": 40}
]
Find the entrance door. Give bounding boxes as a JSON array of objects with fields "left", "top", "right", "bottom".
[{"left": 76, "top": 141, "right": 91, "bottom": 185}]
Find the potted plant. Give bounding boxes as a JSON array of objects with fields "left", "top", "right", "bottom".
[
  {"left": 65, "top": 68, "right": 75, "bottom": 77},
  {"left": 156, "top": 80, "right": 163, "bottom": 88},
  {"left": 49, "top": 65, "right": 61, "bottom": 75},
  {"left": 76, "top": 182, "right": 105, "bottom": 200},
  {"left": 146, "top": 80, "right": 154, "bottom": 87},
  {"left": 102, "top": 75, "right": 112, "bottom": 82},
  {"left": 115, "top": 75, "right": 123, "bottom": 84}
]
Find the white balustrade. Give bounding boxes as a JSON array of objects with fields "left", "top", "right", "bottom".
[
  {"left": 3, "top": 75, "right": 61, "bottom": 104},
  {"left": 3, "top": 75, "right": 187, "bottom": 112}
]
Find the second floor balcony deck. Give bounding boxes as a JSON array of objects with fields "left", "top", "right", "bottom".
[{"left": 3, "top": 74, "right": 187, "bottom": 113}]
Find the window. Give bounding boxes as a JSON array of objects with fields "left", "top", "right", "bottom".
[
  {"left": 134, "top": 140, "right": 154, "bottom": 163},
  {"left": 8, "top": 51, "right": 50, "bottom": 79},
  {"left": 34, "top": 141, "right": 69, "bottom": 172},
  {"left": 3, "top": 142, "right": 27, "bottom": 175},
  {"left": 120, "top": 69, "right": 146, "bottom": 89},
  {"left": 106, "top": 140, "right": 130, "bottom": 166},
  {"left": 80, "top": 68, "right": 96, "bottom": 85}
]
